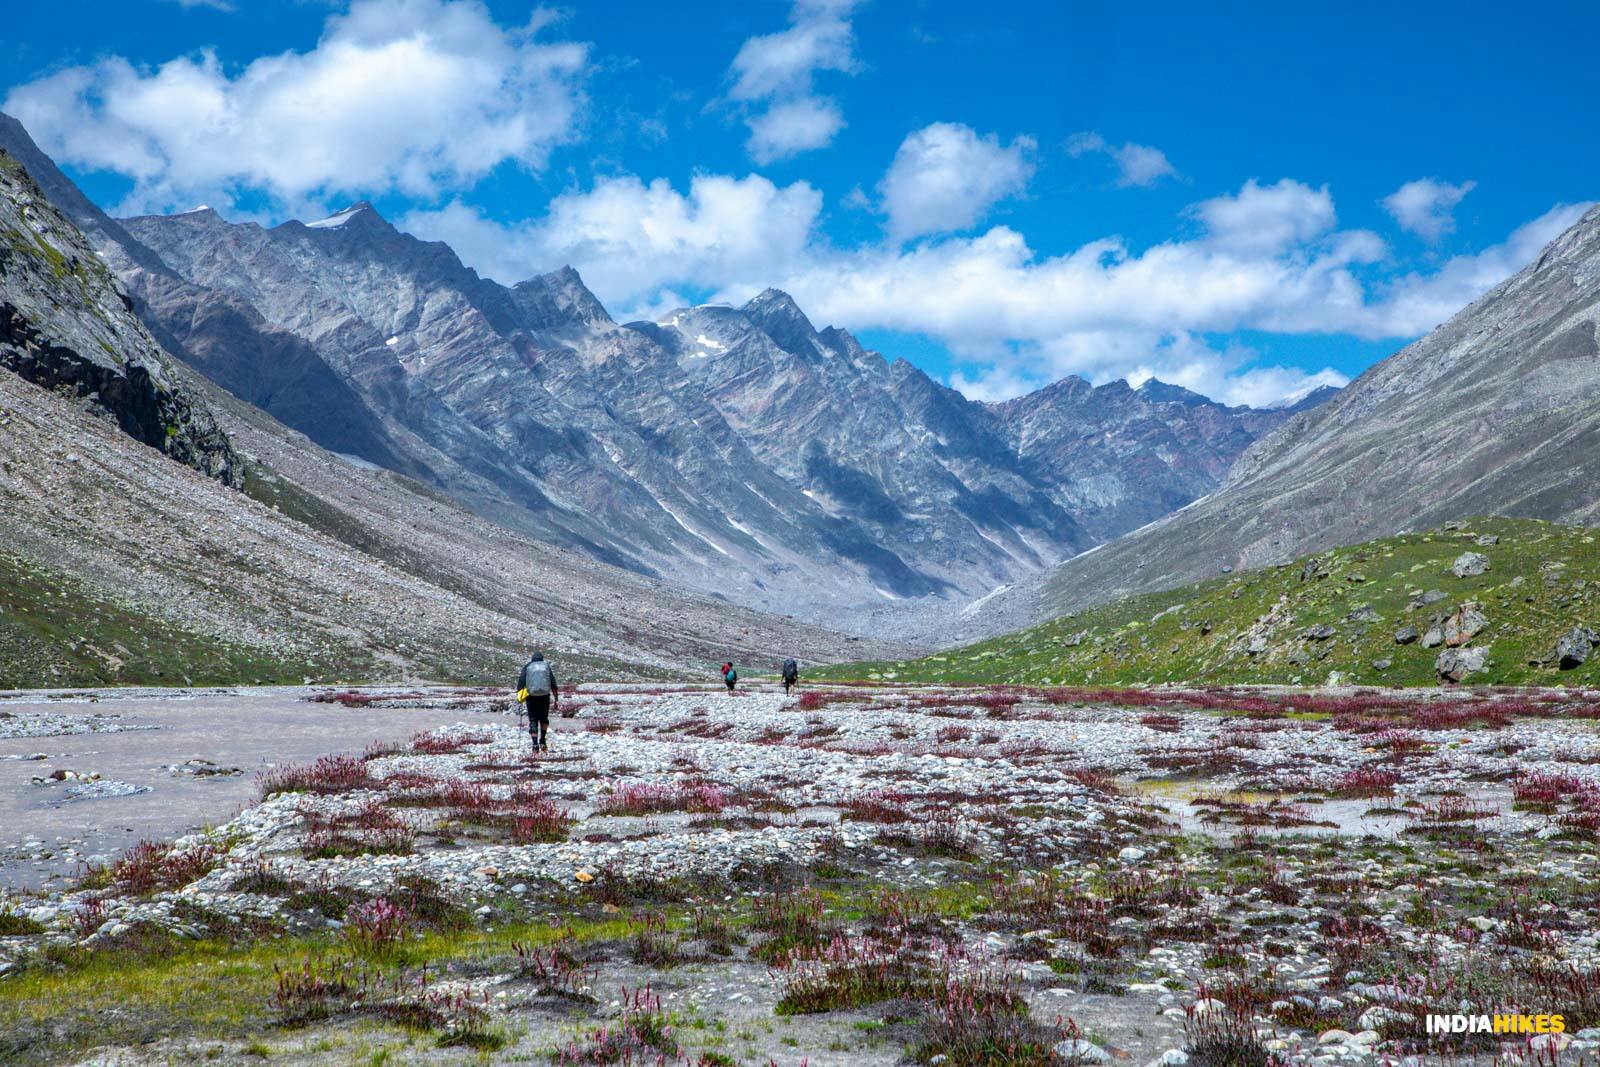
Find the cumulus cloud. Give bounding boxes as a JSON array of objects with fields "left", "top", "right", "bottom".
[
  {"left": 1383, "top": 177, "right": 1477, "bottom": 242},
  {"left": 879, "top": 123, "right": 1035, "bottom": 242},
  {"left": 1067, "top": 131, "right": 1179, "bottom": 187},
  {"left": 1191, "top": 178, "right": 1340, "bottom": 255},
  {"left": 725, "top": 0, "right": 860, "bottom": 162},
  {"left": 2, "top": 0, "right": 588, "bottom": 215},
  {"left": 728, "top": 0, "right": 858, "bottom": 100},
  {"left": 403, "top": 172, "right": 823, "bottom": 301},
  {"left": 746, "top": 97, "right": 844, "bottom": 164}
]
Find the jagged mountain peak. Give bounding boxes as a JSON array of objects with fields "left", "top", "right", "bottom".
[
  {"left": 1268, "top": 383, "right": 1342, "bottom": 413},
  {"left": 994, "top": 374, "right": 1093, "bottom": 411},
  {"left": 128, "top": 202, "right": 235, "bottom": 229},
  {"left": 742, "top": 287, "right": 808, "bottom": 320},
  {"left": 741, "top": 288, "right": 824, "bottom": 360},
  {"left": 1135, "top": 378, "right": 1213, "bottom": 407},
  {"left": 510, "top": 265, "right": 612, "bottom": 329}
]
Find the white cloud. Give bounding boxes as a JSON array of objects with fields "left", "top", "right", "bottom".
[
  {"left": 879, "top": 123, "right": 1035, "bottom": 242},
  {"left": 948, "top": 365, "right": 1045, "bottom": 403},
  {"left": 728, "top": 0, "right": 858, "bottom": 101},
  {"left": 746, "top": 97, "right": 844, "bottom": 164},
  {"left": 403, "top": 172, "right": 823, "bottom": 298},
  {"left": 2, "top": 0, "right": 588, "bottom": 216},
  {"left": 1112, "top": 143, "right": 1178, "bottom": 187},
  {"left": 725, "top": 0, "right": 860, "bottom": 162},
  {"left": 1192, "top": 178, "right": 1338, "bottom": 255},
  {"left": 1067, "top": 131, "right": 1178, "bottom": 187},
  {"left": 1382, "top": 177, "right": 1477, "bottom": 242}
]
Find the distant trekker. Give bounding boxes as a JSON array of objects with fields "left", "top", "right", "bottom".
[
  {"left": 781, "top": 657, "right": 799, "bottom": 695},
  {"left": 516, "top": 650, "right": 559, "bottom": 752},
  {"left": 721, "top": 661, "right": 738, "bottom": 694}
]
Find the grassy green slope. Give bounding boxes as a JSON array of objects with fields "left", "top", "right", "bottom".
[{"left": 820, "top": 517, "right": 1600, "bottom": 688}]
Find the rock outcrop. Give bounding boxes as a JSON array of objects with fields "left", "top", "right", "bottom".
[{"left": 0, "top": 149, "right": 238, "bottom": 485}]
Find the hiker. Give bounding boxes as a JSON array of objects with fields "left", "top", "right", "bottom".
[
  {"left": 721, "top": 661, "right": 738, "bottom": 694},
  {"left": 781, "top": 657, "right": 799, "bottom": 695},
  {"left": 516, "top": 650, "right": 559, "bottom": 752}
]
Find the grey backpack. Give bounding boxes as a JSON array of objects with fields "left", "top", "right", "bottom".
[{"left": 523, "top": 660, "right": 552, "bottom": 696}]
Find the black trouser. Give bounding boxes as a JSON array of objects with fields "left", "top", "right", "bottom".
[
  {"left": 526, "top": 695, "right": 550, "bottom": 748},
  {"left": 783, "top": 677, "right": 795, "bottom": 694}
]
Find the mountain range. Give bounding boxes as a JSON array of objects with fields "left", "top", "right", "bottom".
[
  {"left": 0, "top": 133, "right": 902, "bottom": 686},
  {"left": 0, "top": 110, "right": 1325, "bottom": 640},
  {"left": 18, "top": 103, "right": 1593, "bottom": 679}
]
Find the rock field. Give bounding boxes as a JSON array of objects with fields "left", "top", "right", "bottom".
[{"left": 3, "top": 682, "right": 1600, "bottom": 1065}]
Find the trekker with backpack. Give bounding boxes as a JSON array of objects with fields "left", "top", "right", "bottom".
[
  {"left": 781, "top": 657, "right": 799, "bottom": 695},
  {"left": 721, "top": 661, "right": 738, "bottom": 694},
  {"left": 516, "top": 650, "right": 559, "bottom": 752}
]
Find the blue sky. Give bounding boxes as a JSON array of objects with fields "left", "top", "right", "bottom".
[{"left": 4, "top": 0, "right": 1597, "bottom": 405}]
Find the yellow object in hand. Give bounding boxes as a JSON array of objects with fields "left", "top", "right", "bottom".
[{"left": 517, "top": 688, "right": 529, "bottom": 703}]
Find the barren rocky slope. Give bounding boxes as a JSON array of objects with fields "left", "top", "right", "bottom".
[
  {"left": 0, "top": 363, "right": 890, "bottom": 686},
  {"left": 957, "top": 202, "right": 1600, "bottom": 641}
]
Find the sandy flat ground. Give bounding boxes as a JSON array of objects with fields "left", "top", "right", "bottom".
[{"left": 0, "top": 687, "right": 525, "bottom": 890}]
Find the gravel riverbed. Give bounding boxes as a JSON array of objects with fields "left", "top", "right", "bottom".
[{"left": 2, "top": 682, "right": 1598, "bottom": 1066}]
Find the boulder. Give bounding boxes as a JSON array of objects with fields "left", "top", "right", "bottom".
[
  {"left": 1393, "top": 625, "right": 1419, "bottom": 645},
  {"left": 1451, "top": 552, "right": 1490, "bottom": 578},
  {"left": 1421, "top": 625, "right": 1444, "bottom": 649},
  {"left": 1300, "top": 558, "right": 1330, "bottom": 582},
  {"left": 1303, "top": 623, "right": 1338, "bottom": 641},
  {"left": 1555, "top": 626, "right": 1598, "bottom": 669},
  {"left": 1055, "top": 1040, "right": 1112, "bottom": 1065},
  {"left": 1346, "top": 605, "right": 1379, "bottom": 624},
  {"left": 1442, "top": 602, "right": 1488, "bottom": 646},
  {"left": 1436, "top": 646, "right": 1489, "bottom": 683}
]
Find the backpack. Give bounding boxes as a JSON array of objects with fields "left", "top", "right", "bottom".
[
  {"left": 522, "top": 659, "right": 552, "bottom": 696},
  {"left": 724, "top": 666, "right": 737, "bottom": 683},
  {"left": 782, "top": 658, "right": 798, "bottom": 680}
]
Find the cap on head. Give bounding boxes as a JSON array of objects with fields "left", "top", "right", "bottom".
[{"left": 530, "top": 650, "right": 545, "bottom": 661}]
